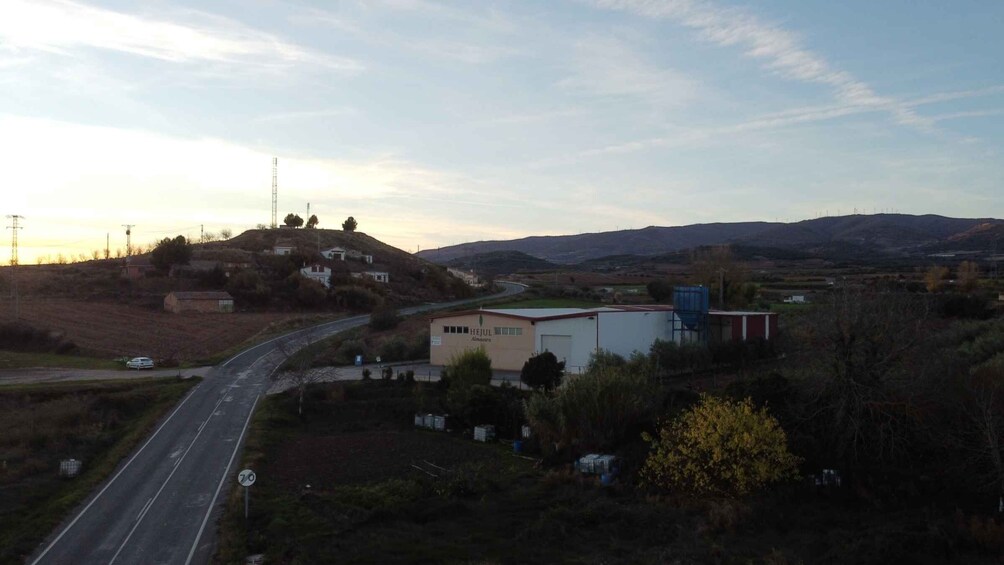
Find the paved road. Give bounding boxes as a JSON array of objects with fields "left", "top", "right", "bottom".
[{"left": 27, "top": 282, "right": 525, "bottom": 565}]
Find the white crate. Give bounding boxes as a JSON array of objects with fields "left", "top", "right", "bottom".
[
  {"left": 576, "top": 454, "right": 618, "bottom": 475},
  {"left": 473, "top": 425, "right": 495, "bottom": 442},
  {"left": 521, "top": 425, "right": 532, "bottom": 439}
]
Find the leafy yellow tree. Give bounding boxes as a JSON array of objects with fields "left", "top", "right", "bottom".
[
  {"left": 924, "top": 265, "right": 950, "bottom": 293},
  {"left": 641, "top": 395, "right": 800, "bottom": 498}
]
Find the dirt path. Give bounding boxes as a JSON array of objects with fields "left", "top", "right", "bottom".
[{"left": 0, "top": 366, "right": 213, "bottom": 385}]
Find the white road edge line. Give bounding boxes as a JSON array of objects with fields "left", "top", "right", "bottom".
[
  {"left": 108, "top": 391, "right": 231, "bottom": 564},
  {"left": 28, "top": 383, "right": 201, "bottom": 565},
  {"left": 184, "top": 393, "right": 261, "bottom": 565}
]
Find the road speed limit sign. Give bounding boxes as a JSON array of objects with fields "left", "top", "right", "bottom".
[{"left": 237, "top": 469, "right": 256, "bottom": 487}]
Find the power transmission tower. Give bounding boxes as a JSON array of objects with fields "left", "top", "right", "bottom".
[
  {"left": 200, "top": 224, "right": 204, "bottom": 244},
  {"left": 271, "top": 157, "right": 278, "bottom": 229},
  {"left": 105, "top": 232, "right": 110, "bottom": 259},
  {"left": 7, "top": 214, "right": 23, "bottom": 318},
  {"left": 122, "top": 224, "right": 135, "bottom": 257}
]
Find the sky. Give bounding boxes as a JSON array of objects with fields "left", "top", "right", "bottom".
[{"left": 1, "top": 0, "right": 1002, "bottom": 263}]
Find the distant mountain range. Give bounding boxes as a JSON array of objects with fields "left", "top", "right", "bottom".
[{"left": 418, "top": 214, "right": 1003, "bottom": 265}]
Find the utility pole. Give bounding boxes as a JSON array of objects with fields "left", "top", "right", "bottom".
[
  {"left": 7, "top": 215, "right": 23, "bottom": 319},
  {"left": 271, "top": 157, "right": 278, "bottom": 229},
  {"left": 718, "top": 268, "right": 725, "bottom": 309},
  {"left": 200, "top": 224, "right": 204, "bottom": 244},
  {"left": 122, "top": 224, "right": 135, "bottom": 257},
  {"left": 105, "top": 233, "right": 110, "bottom": 259}
]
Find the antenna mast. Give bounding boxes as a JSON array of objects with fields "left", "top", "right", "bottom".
[
  {"left": 122, "top": 224, "right": 135, "bottom": 257},
  {"left": 7, "top": 214, "right": 23, "bottom": 318},
  {"left": 271, "top": 157, "right": 278, "bottom": 229}
]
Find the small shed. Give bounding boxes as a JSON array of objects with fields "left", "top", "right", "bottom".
[
  {"left": 321, "top": 247, "right": 346, "bottom": 261},
  {"left": 164, "top": 291, "right": 235, "bottom": 314}
]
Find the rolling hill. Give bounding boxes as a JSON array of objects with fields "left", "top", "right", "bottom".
[{"left": 418, "top": 214, "right": 1002, "bottom": 265}]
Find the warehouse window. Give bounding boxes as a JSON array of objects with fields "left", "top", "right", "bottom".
[
  {"left": 443, "top": 325, "right": 470, "bottom": 334},
  {"left": 493, "top": 327, "right": 523, "bottom": 336}
]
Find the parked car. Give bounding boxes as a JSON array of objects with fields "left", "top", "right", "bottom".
[{"left": 126, "top": 357, "right": 154, "bottom": 370}]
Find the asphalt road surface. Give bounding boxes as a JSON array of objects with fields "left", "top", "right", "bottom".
[{"left": 27, "top": 282, "right": 525, "bottom": 565}]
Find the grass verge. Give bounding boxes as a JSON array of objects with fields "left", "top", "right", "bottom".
[
  {"left": 0, "top": 377, "right": 200, "bottom": 563},
  {"left": 0, "top": 351, "right": 122, "bottom": 371}
]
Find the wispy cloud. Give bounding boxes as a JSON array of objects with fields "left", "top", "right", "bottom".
[
  {"left": 558, "top": 35, "right": 699, "bottom": 107},
  {"left": 928, "top": 109, "right": 1004, "bottom": 123},
  {"left": 591, "top": 0, "right": 926, "bottom": 126},
  {"left": 291, "top": 4, "right": 521, "bottom": 65},
  {"left": 253, "top": 108, "right": 357, "bottom": 123},
  {"left": 0, "top": 0, "right": 362, "bottom": 72}
]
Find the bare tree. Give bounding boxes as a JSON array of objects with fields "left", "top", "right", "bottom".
[
  {"left": 220, "top": 227, "right": 233, "bottom": 240},
  {"left": 797, "top": 290, "right": 931, "bottom": 464},
  {"left": 272, "top": 326, "right": 334, "bottom": 417},
  {"left": 953, "top": 366, "right": 1004, "bottom": 511}
]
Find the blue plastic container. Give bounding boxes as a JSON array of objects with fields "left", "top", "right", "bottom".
[{"left": 513, "top": 440, "right": 523, "bottom": 453}]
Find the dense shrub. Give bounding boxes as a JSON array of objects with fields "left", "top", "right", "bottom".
[
  {"left": 331, "top": 285, "right": 382, "bottom": 311},
  {"left": 526, "top": 366, "right": 659, "bottom": 453},
  {"left": 295, "top": 277, "right": 327, "bottom": 307},
  {"left": 444, "top": 348, "right": 492, "bottom": 389},
  {"left": 938, "top": 294, "right": 992, "bottom": 319},
  {"left": 378, "top": 336, "right": 409, "bottom": 362},
  {"left": 0, "top": 322, "right": 77, "bottom": 354},
  {"left": 586, "top": 350, "right": 626, "bottom": 372},
  {"left": 651, "top": 340, "right": 712, "bottom": 375},
  {"left": 369, "top": 306, "right": 402, "bottom": 331},
  {"left": 226, "top": 270, "right": 270, "bottom": 306},
  {"left": 407, "top": 330, "right": 430, "bottom": 361},
  {"left": 641, "top": 394, "right": 800, "bottom": 498}
]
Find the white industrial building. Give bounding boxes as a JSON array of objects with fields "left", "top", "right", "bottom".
[{"left": 429, "top": 305, "right": 777, "bottom": 373}]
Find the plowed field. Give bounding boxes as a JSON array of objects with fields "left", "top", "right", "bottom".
[{"left": 0, "top": 298, "right": 296, "bottom": 361}]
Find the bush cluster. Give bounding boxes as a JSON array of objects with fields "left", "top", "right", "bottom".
[
  {"left": 0, "top": 322, "right": 77, "bottom": 354},
  {"left": 526, "top": 365, "right": 659, "bottom": 453}
]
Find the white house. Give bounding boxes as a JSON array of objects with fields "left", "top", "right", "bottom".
[
  {"left": 346, "top": 249, "right": 374, "bottom": 264},
  {"left": 300, "top": 264, "right": 332, "bottom": 288},
  {"left": 273, "top": 241, "right": 295, "bottom": 256},
  {"left": 783, "top": 295, "right": 807, "bottom": 304},
  {"left": 321, "top": 247, "right": 346, "bottom": 261},
  {"left": 351, "top": 271, "right": 389, "bottom": 283}
]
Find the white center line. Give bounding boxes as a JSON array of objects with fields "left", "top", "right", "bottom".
[
  {"left": 135, "top": 498, "right": 153, "bottom": 522},
  {"left": 28, "top": 384, "right": 200, "bottom": 565},
  {"left": 107, "top": 390, "right": 230, "bottom": 565}
]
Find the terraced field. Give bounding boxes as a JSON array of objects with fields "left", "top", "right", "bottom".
[{"left": 0, "top": 298, "right": 301, "bottom": 361}]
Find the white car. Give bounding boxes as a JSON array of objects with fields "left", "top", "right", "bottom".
[{"left": 126, "top": 357, "right": 155, "bottom": 370}]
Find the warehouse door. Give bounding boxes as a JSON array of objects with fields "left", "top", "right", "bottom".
[{"left": 541, "top": 335, "right": 572, "bottom": 365}]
